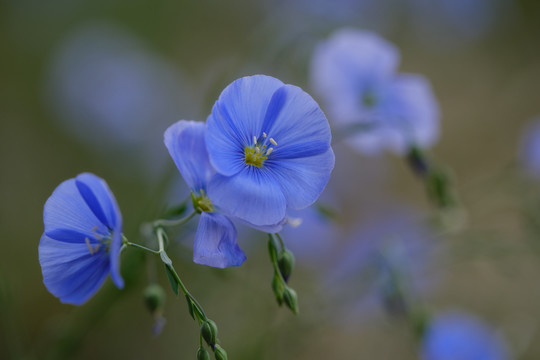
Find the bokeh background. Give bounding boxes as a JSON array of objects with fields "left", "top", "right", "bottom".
[{"left": 2, "top": 0, "right": 540, "bottom": 359}]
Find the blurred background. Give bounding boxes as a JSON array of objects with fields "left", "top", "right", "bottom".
[{"left": 2, "top": 0, "right": 540, "bottom": 358}]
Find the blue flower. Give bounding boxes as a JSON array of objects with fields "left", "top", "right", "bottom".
[
  {"left": 164, "top": 120, "right": 247, "bottom": 268},
  {"left": 38, "top": 173, "right": 124, "bottom": 305},
  {"left": 518, "top": 118, "right": 540, "bottom": 179},
  {"left": 311, "top": 29, "right": 440, "bottom": 155},
  {"left": 205, "top": 75, "right": 335, "bottom": 227},
  {"left": 421, "top": 311, "right": 511, "bottom": 360}
]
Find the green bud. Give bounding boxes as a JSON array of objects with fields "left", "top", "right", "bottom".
[
  {"left": 143, "top": 284, "right": 166, "bottom": 313},
  {"left": 283, "top": 287, "right": 299, "bottom": 314},
  {"left": 214, "top": 344, "right": 228, "bottom": 360},
  {"left": 271, "top": 272, "right": 285, "bottom": 306},
  {"left": 278, "top": 249, "right": 295, "bottom": 282},
  {"left": 197, "top": 347, "right": 210, "bottom": 360},
  {"left": 201, "top": 319, "right": 218, "bottom": 347}
]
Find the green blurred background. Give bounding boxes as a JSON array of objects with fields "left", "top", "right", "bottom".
[{"left": 2, "top": 0, "right": 540, "bottom": 358}]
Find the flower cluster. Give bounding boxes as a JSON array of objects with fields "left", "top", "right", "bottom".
[
  {"left": 311, "top": 28, "right": 440, "bottom": 155},
  {"left": 165, "top": 74, "right": 334, "bottom": 268}
]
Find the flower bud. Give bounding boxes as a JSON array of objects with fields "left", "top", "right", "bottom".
[
  {"left": 200, "top": 319, "right": 218, "bottom": 348},
  {"left": 283, "top": 287, "right": 299, "bottom": 314},
  {"left": 143, "top": 284, "right": 166, "bottom": 314},
  {"left": 214, "top": 344, "right": 228, "bottom": 360},
  {"left": 272, "top": 273, "right": 284, "bottom": 305},
  {"left": 197, "top": 346, "right": 210, "bottom": 360},
  {"left": 278, "top": 249, "right": 295, "bottom": 282}
]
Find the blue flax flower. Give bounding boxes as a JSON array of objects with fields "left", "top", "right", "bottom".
[
  {"left": 205, "top": 75, "right": 335, "bottom": 227},
  {"left": 421, "top": 310, "right": 511, "bottom": 360},
  {"left": 39, "top": 173, "right": 124, "bottom": 305},
  {"left": 311, "top": 29, "right": 440, "bottom": 155},
  {"left": 164, "top": 120, "right": 246, "bottom": 268}
]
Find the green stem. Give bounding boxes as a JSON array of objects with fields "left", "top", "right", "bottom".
[
  {"left": 124, "top": 242, "right": 160, "bottom": 255},
  {"left": 155, "top": 227, "right": 208, "bottom": 322},
  {"left": 274, "top": 233, "right": 285, "bottom": 250},
  {"left": 269, "top": 234, "right": 287, "bottom": 285},
  {"left": 152, "top": 210, "right": 197, "bottom": 228}
]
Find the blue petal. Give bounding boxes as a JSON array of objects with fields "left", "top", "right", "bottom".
[
  {"left": 164, "top": 120, "right": 215, "bottom": 192},
  {"left": 39, "top": 233, "right": 111, "bottom": 305},
  {"left": 206, "top": 75, "right": 284, "bottom": 176},
  {"left": 43, "top": 178, "right": 109, "bottom": 238},
  {"left": 267, "top": 148, "right": 335, "bottom": 210},
  {"left": 311, "top": 29, "right": 399, "bottom": 104},
  {"left": 108, "top": 226, "right": 124, "bottom": 289},
  {"left": 75, "top": 173, "right": 121, "bottom": 230},
  {"left": 260, "top": 84, "right": 332, "bottom": 160},
  {"left": 193, "top": 212, "right": 246, "bottom": 268},
  {"left": 207, "top": 169, "right": 287, "bottom": 227}
]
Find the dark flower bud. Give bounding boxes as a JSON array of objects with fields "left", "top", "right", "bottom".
[
  {"left": 278, "top": 249, "right": 295, "bottom": 282},
  {"left": 283, "top": 287, "right": 299, "bottom": 314},
  {"left": 200, "top": 319, "right": 218, "bottom": 348},
  {"left": 214, "top": 344, "right": 228, "bottom": 360},
  {"left": 143, "top": 284, "right": 166, "bottom": 314},
  {"left": 197, "top": 347, "right": 210, "bottom": 360}
]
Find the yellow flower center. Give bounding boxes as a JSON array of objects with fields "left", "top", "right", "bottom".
[{"left": 244, "top": 133, "right": 277, "bottom": 168}]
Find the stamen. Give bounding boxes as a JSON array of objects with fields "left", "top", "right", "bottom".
[
  {"left": 253, "top": 135, "right": 257, "bottom": 145},
  {"left": 263, "top": 132, "right": 267, "bottom": 138},
  {"left": 85, "top": 237, "right": 94, "bottom": 255},
  {"left": 94, "top": 244, "right": 101, "bottom": 253},
  {"left": 90, "top": 225, "right": 98, "bottom": 232},
  {"left": 266, "top": 147, "right": 274, "bottom": 155},
  {"left": 255, "top": 146, "right": 261, "bottom": 153},
  {"left": 269, "top": 138, "right": 277, "bottom": 146}
]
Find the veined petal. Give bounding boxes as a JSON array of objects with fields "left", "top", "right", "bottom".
[
  {"left": 108, "top": 227, "right": 124, "bottom": 289},
  {"left": 267, "top": 148, "right": 335, "bottom": 210},
  {"left": 75, "top": 173, "right": 120, "bottom": 230},
  {"left": 207, "top": 170, "right": 287, "bottom": 227},
  {"left": 39, "top": 233, "right": 110, "bottom": 305},
  {"left": 260, "top": 84, "right": 332, "bottom": 160},
  {"left": 206, "top": 75, "right": 284, "bottom": 176},
  {"left": 193, "top": 212, "right": 246, "bottom": 268},
  {"left": 164, "top": 120, "right": 215, "bottom": 192},
  {"left": 43, "top": 178, "right": 109, "bottom": 237}
]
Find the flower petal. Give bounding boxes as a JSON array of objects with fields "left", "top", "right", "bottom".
[
  {"left": 193, "top": 212, "right": 246, "bottom": 268},
  {"left": 206, "top": 75, "right": 284, "bottom": 176},
  {"left": 311, "top": 29, "right": 399, "bottom": 104},
  {"left": 75, "top": 173, "right": 121, "bottom": 230},
  {"left": 39, "top": 233, "right": 111, "bottom": 305},
  {"left": 260, "top": 84, "right": 332, "bottom": 160},
  {"left": 207, "top": 169, "right": 287, "bottom": 227},
  {"left": 164, "top": 120, "right": 215, "bottom": 192},
  {"left": 267, "top": 148, "right": 335, "bottom": 210},
  {"left": 43, "top": 178, "right": 109, "bottom": 237}
]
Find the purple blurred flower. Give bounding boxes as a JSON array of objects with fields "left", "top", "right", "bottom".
[
  {"left": 46, "top": 23, "right": 197, "bottom": 178},
  {"left": 311, "top": 29, "right": 440, "bottom": 155},
  {"left": 164, "top": 120, "right": 246, "bottom": 268},
  {"left": 205, "top": 75, "right": 335, "bottom": 228},
  {"left": 325, "top": 209, "right": 442, "bottom": 321},
  {"left": 421, "top": 310, "right": 511, "bottom": 360},
  {"left": 39, "top": 173, "right": 124, "bottom": 305},
  {"left": 518, "top": 118, "right": 540, "bottom": 179}
]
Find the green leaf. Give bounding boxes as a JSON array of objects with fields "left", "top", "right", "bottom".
[
  {"left": 159, "top": 251, "right": 172, "bottom": 266},
  {"left": 164, "top": 265, "right": 178, "bottom": 295},
  {"left": 185, "top": 295, "right": 195, "bottom": 320}
]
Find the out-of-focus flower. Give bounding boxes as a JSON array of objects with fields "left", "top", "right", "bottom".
[
  {"left": 46, "top": 22, "right": 197, "bottom": 178},
  {"left": 164, "top": 120, "right": 246, "bottom": 268},
  {"left": 311, "top": 29, "right": 440, "bottom": 155},
  {"left": 205, "top": 75, "right": 335, "bottom": 228},
  {"left": 325, "top": 209, "right": 442, "bottom": 321},
  {"left": 38, "top": 173, "right": 124, "bottom": 305},
  {"left": 421, "top": 310, "right": 511, "bottom": 360},
  {"left": 406, "top": 0, "right": 507, "bottom": 48},
  {"left": 518, "top": 118, "right": 540, "bottom": 179}
]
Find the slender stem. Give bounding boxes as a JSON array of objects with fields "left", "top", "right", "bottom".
[
  {"left": 155, "top": 227, "right": 208, "bottom": 321},
  {"left": 269, "top": 235, "right": 287, "bottom": 285},
  {"left": 274, "top": 233, "right": 285, "bottom": 250},
  {"left": 125, "top": 242, "right": 160, "bottom": 255},
  {"left": 152, "top": 210, "right": 197, "bottom": 228}
]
